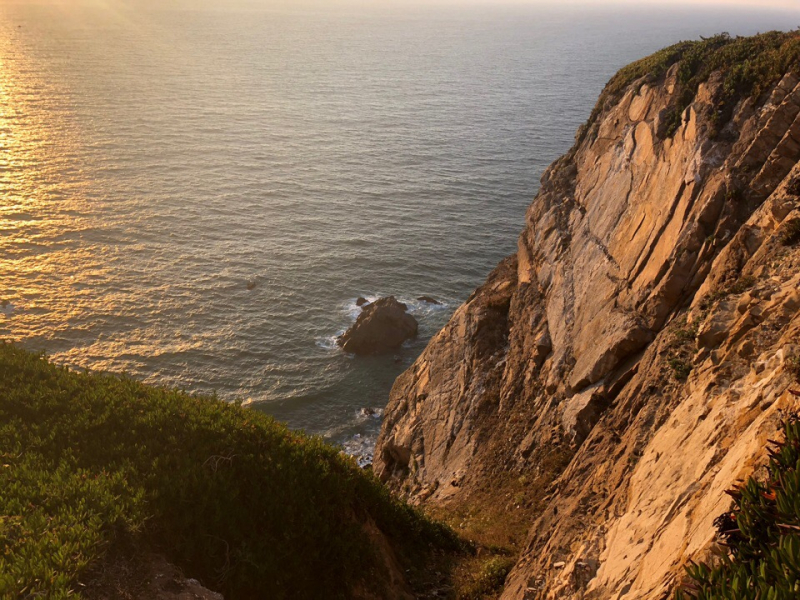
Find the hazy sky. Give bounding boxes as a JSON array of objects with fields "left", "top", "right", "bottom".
[
  {"left": 591, "top": 0, "right": 797, "bottom": 6},
  {"left": 16, "top": 0, "right": 800, "bottom": 6},
  {"left": 424, "top": 0, "right": 800, "bottom": 7},
  {"left": 9, "top": 0, "right": 800, "bottom": 18}
]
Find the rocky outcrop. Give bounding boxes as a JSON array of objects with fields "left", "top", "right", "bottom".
[
  {"left": 375, "top": 37, "right": 800, "bottom": 599},
  {"left": 377, "top": 258, "right": 517, "bottom": 493},
  {"left": 504, "top": 178, "right": 800, "bottom": 599},
  {"left": 338, "top": 296, "right": 418, "bottom": 355}
]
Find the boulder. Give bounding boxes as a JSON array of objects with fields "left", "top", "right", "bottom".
[
  {"left": 338, "top": 297, "right": 418, "bottom": 355},
  {"left": 356, "top": 297, "right": 369, "bottom": 307}
]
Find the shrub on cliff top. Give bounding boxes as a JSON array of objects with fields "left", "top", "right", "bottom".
[
  {"left": 0, "top": 343, "right": 459, "bottom": 599},
  {"left": 582, "top": 30, "right": 800, "bottom": 141},
  {"left": 678, "top": 409, "right": 800, "bottom": 599}
]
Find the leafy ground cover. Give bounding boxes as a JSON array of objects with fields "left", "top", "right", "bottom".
[{"left": 0, "top": 343, "right": 459, "bottom": 599}]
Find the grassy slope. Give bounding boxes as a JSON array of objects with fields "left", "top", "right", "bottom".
[{"left": 0, "top": 343, "right": 458, "bottom": 599}]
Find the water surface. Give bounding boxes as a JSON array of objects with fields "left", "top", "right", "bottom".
[{"left": 1, "top": 1, "right": 797, "bottom": 461}]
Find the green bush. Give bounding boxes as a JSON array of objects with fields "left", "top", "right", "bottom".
[
  {"left": 668, "top": 357, "right": 692, "bottom": 382},
  {"left": 0, "top": 344, "right": 458, "bottom": 599},
  {"left": 678, "top": 413, "right": 800, "bottom": 599}
]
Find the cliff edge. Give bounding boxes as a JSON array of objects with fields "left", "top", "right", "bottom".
[{"left": 375, "top": 32, "right": 800, "bottom": 599}]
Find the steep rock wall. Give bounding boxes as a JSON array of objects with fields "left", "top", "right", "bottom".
[{"left": 375, "top": 50, "right": 800, "bottom": 598}]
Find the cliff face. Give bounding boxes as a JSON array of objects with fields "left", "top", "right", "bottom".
[{"left": 375, "top": 37, "right": 800, "bottom": 599}]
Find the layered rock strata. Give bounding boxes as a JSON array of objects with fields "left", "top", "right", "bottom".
[{"left": 375, "top": 50, "right": 800, "bottom": 598}]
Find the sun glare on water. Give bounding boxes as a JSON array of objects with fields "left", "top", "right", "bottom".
[{"left": 0, "top": 25, "right": 117, "bottom": 368}]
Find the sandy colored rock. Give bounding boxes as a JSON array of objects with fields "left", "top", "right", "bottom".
[{"left": 375, "top": 51, "right": 800, "bottom": 599}]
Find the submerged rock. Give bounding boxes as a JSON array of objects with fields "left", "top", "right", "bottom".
[
  {"left": 338, "top": 296, "right": 418, "bottom": 355},
  {"left": 417, "top": 296, "right": 441, "bottom": 305},
  {"left": 358, "top": 407, "right": 383, "bottom": 418}
]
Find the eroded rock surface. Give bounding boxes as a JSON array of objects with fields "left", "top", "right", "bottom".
[{"left": 375, "top": 56, "right": 800, "bottom": 598}]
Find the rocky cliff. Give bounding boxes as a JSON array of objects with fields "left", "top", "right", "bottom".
[{"left": 374, "top": 33, "right": 800, "bottom": 599}]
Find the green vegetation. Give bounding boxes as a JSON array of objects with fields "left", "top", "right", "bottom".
[
  {"left": 787, "top": 356, "right": 800, "bottom": 383},
  {"left": 582, "top": 31, "right": 800, "bottom": 141},
  {"left": 665, "top": 318, "right": 699, "bottom": 382},
  {"left": 425, "top": 444, "right": 572, "bottom": 599},
  {"left": 728, "top": 276, "right": 757, "bottom": 296},
  {"left": 678, "top": 413, "right": 800, "bottom": 599},
  {"left": 0, "top": 343, "right": 459, "bottom": 599},
  {"left": 787, "top": 175, "right": 800, "bottom": 197},
  {"left": 458, "top": 556, "right": 515, "bottom": 600},
  {"left": 778, "top": 218, "right": 800, "bottom": 247},
  {"left": 668, "top": 357, "right": 693, "bottom": 382},
  {"left": 673, "top": 321, "right": 700, "bottom": 347}
]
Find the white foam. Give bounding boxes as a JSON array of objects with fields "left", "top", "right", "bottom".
[
  {"left": 341, "top": 433, "right": 378, "bottom": 468},
  {"left": 323, "top": 294, "right": 451, "bottom": 355},
  {"left": 315, "top": 334, "right": 341, "bottom": 351},
  {"left": 401, "top": 296, "right": 450, "bottom": 316},
  {"left": 356, "top": 406, "right": 384, "bottom": 420},
  {"left": 344, "top": 294, "right": 380, "bottom": 321}
]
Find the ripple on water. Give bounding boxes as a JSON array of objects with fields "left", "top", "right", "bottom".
[{"left": 1, "top": 1, "right": 794, "bottom": 462}]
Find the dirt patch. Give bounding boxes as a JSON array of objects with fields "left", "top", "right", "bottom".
[{"left": 81, "top": 547, "right": 223, "bottom": 600}]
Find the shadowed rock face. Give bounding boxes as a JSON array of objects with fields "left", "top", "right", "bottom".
[
  {"left": 338, "top": 297, "right": 418, "bottom": 355},
  {"left": 375, "top": 56, "right": 800, "bottom": 598}
]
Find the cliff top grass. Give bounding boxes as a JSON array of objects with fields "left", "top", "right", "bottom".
[
  {"left": 582, "top": 30, "right": 800, "bottom": 140},
  {"left": 0, "top": 343, "right": 459, "bottom": 599}
]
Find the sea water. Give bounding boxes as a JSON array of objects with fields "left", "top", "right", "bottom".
[{"left": 1, "top": 0, "right": 797, "bottom": 463}]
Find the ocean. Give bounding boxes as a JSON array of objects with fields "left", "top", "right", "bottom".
[{"left": 1, "top": 0, "right": 798, "bottom": 463}]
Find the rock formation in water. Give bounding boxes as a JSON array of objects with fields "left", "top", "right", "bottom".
[
  {"left": 375, "top": 33, "right": 800, "bottom": 599},
  {"left": 338, "top": 296, "right": 419, "bottom": 355}
]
